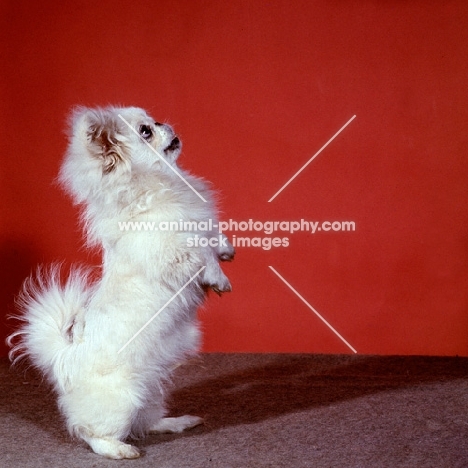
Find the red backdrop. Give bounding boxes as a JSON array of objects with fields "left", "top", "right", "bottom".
[{"left": 1, "top": 1, "right": 467, "bottom": 356}]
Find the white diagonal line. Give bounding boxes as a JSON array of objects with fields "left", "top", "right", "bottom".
[
  {"left": 268, "top": 115, "right": 356, "bottom": 202},
  {"left": 117, "top": 266, "right": 206, "bottom": 354},
  {"left": 118, "top": 114, "right": 207, "bottom": 202},
  {"left": 268, "top": 266, "right": 357, "bottom": 354}
]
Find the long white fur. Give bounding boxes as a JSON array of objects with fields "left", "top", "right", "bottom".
[{"left": 7, "top": 106, "right": 234, "bottom": 459}]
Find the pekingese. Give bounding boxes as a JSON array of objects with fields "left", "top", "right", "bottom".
[{"left": 7, "top": 106, "right": 234, "bottom": 459}]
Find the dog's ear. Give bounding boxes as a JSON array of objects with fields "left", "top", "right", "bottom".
[
  {"left": 84, "top": 109, "right": 129, "bottom": 175},
  {"left": 59, "top": 107, "right": 132, "bottom": 206}
]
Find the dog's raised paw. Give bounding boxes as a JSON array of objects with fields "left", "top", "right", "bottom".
[
  {"left": 211, "top": 282, "right": 232, "bottom": 296},
  {"left": 218, "top": 240, "right": 235, "bottom": 262},
  {"left": 202, "top": 265, "right": 232, "bottom": 295},
  {"left": 208, "top": 276, "right": 232, "bottom": 296},
  {"left": 219, "top": 251, "right": 235, "bottom": 262}
]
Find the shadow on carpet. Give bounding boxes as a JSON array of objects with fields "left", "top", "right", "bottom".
[{"left": 1, "top": 354, "right": 467, "bottom": 467}]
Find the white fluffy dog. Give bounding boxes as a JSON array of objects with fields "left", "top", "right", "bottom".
[{"left": 7, "top": 106, "right": 234, "bottom": 459}]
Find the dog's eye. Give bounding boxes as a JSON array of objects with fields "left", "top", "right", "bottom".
[{"left": 139, "top": 125, "right": 153, "bottom": 140}]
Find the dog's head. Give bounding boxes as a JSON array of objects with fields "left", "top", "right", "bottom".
[{"left": 59, "top": 106, "right": 182, "bottom": 204}]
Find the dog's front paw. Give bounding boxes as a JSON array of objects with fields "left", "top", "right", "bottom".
[
  {"left": 206, "top": 277, "right": 232, "bottom": 296},
  {"left": 219, "top": 248, "right": 235, "bottom": 262},
  {"left": 203, "top": 266, "right": 232, "bottom": 296},
  {"left": 210, "top": 280, "right": 232, "bottom": 296},
  {"left": 217, "top": 236, "right": 235, "bottom": 262}
]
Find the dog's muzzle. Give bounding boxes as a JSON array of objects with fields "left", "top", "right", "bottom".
[{"left": 164, "top": 137, "right": 181, "bottom": 154}]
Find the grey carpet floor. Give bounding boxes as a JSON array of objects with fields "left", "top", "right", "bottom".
[{"left": 1, "top": 354, "right": 467, "bottom": 468}]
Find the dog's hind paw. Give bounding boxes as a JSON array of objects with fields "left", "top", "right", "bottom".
[
  {"left": 85, "top": 437, "right": 140, "bottom": 459},
  {"left": 149, "top": 415, "right": 204, "bottom": 434}
]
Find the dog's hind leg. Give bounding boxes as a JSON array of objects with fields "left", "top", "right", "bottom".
[{"left": 60, "top": 381, "right": 140, "bottom": 459}]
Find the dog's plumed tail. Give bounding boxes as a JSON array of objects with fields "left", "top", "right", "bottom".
[{"left": 7, "top": 265, "right": 91, "bottom": 382}]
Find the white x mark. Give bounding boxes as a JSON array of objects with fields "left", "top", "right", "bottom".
[{"left": 268, "top": 115, "right": 356, "bottom": 202}]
